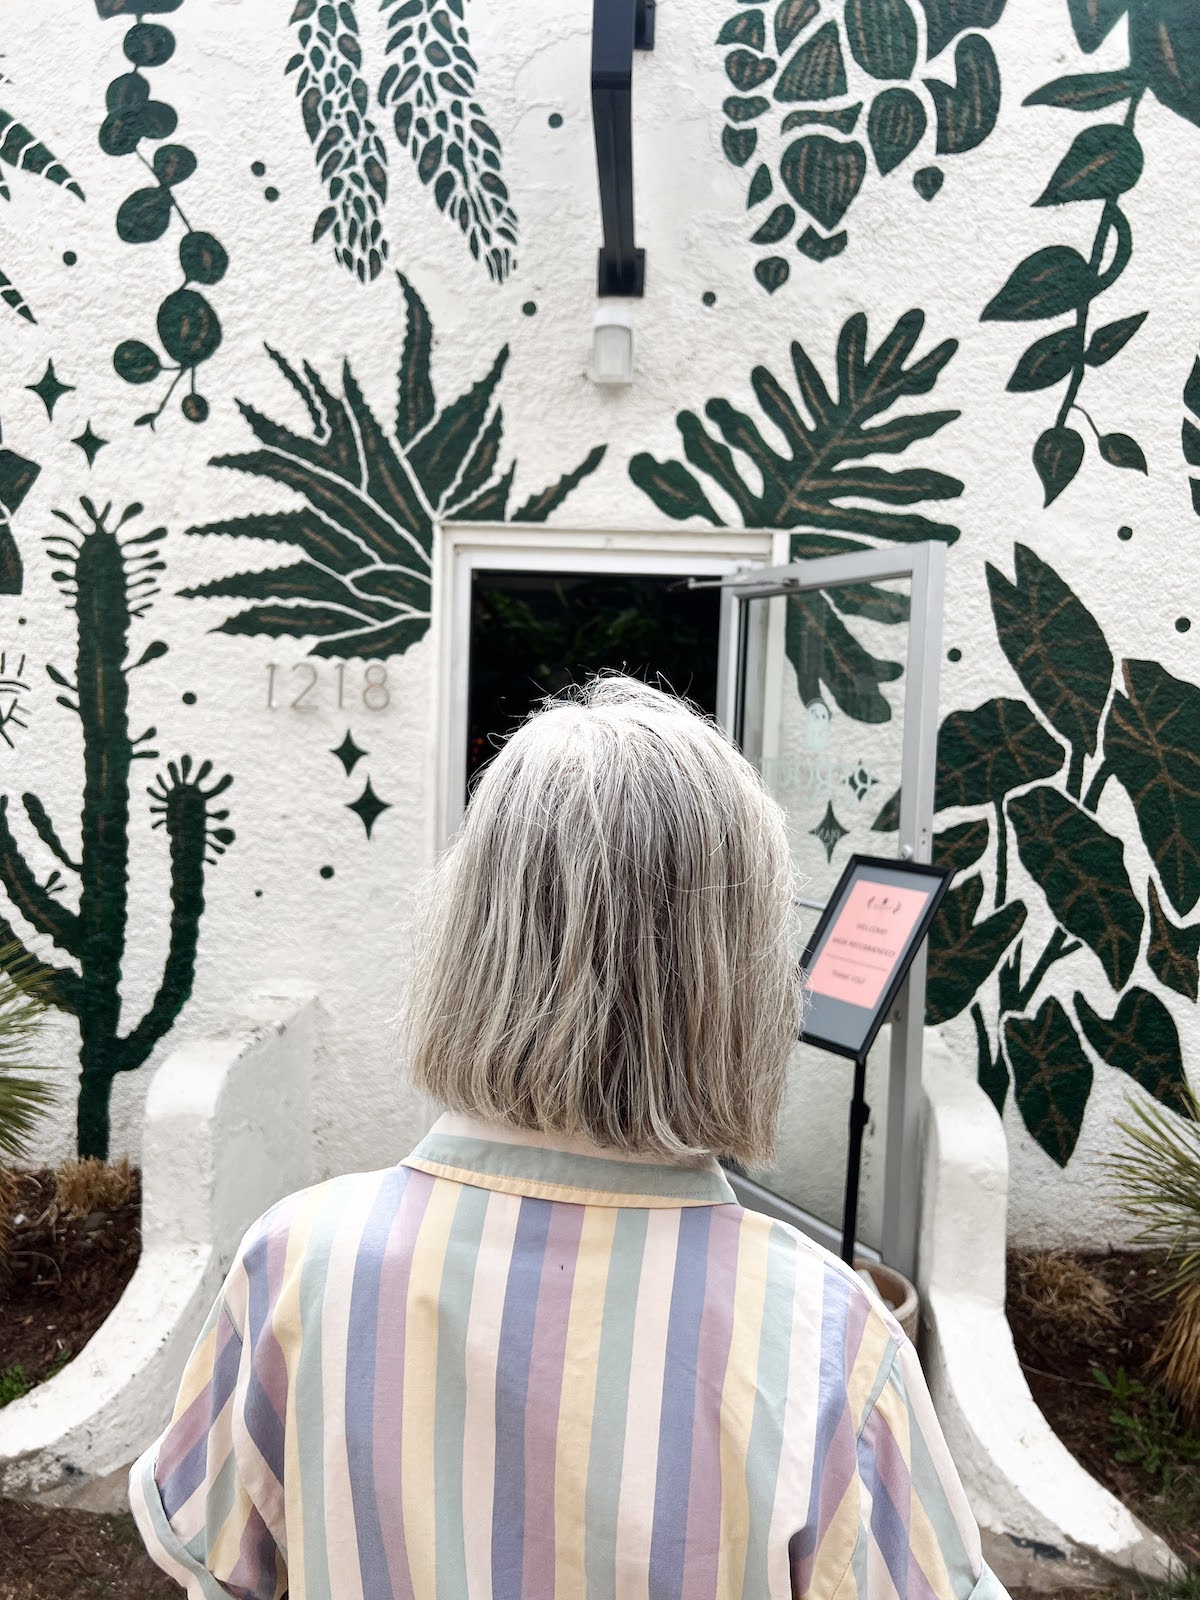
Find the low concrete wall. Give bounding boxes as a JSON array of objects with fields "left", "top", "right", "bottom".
[
  {"left": 0, "top": 984, "right": 315, "bottom": 1510},
  {"left": 917, "top": 1035, "right": 1181, "bottom": 1591}
]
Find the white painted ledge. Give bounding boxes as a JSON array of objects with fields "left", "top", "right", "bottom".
[
  {"left": 917, "top": 1034, "right": 1182, "bottom": 1591},
  {"left": 0, "top": 983, "right": 316, "bottom": 1510}
]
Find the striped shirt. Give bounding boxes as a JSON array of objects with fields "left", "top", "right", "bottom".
[{"left": 130, "top": 1114, "right": 1006, "bottom": 1600}]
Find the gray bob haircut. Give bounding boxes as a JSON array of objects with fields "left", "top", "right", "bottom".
[{"left": 406, "top": 675, "right": 800, "bottom": 1165}]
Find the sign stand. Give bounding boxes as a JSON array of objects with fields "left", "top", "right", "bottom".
[{"left": 796, "top": 854, "right": 954, "bottom": 1267}]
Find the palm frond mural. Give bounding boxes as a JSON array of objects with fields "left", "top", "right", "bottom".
[
  {"left": 631, "top": 309, "right": 962, "bottom": 719},
  {"left": 0, "top": 107, "right": 84, "bottom": 323},
  {"left": 182, "top": 274, "right": 605, "bottom": 656}
]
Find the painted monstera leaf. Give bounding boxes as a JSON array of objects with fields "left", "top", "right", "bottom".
[
  {"left": 630, "top": 309, "right": 961, "bottom": 719},
  {"left": 719, "top": 0, "right": 1004, "bottom": 286},
  {"left": 182, "top": 274, "right": 604, "bottom": 656},
  {"left": 1005, "top": 996, "right": 1093, "bottom": 1167}
]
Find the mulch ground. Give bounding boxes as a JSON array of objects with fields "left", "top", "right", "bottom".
[
  {"left": 0, "top": 1169, "right": 142, "bottom": 1388},
  {"left": 0, "top": 1502, "right": 176, "bottom": 1600},
  {"left": 1006, "top": 1248, "right": 1200, "bottom": 1568}
]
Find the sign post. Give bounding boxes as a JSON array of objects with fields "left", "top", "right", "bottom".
[{"left": 797, "top": 854, "right": 954, "bottom": 1265}]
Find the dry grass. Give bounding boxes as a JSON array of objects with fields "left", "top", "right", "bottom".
[
  {"left": 53, "top": 1155, "right": 135, "bottom": 1218},
  {"left": 1008, "top": 1248, "right": 1118, "bottom": 1349},
  {"left": 1156, "top": 1278, "right": 1200, "bottom": 1425}
]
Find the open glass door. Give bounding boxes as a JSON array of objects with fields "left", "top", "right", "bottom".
[{"left": 715, "top": 543, "right": 946, "bottom": 1279}]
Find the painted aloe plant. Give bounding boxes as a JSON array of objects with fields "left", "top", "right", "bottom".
[
  {"left": 0, "top": 106, "right": 84, "bottom": 323},
  {"left": 0, "top": 499, "right": 234, "bottom": 1158},
  {"left": 875, "top": 544, "right": 1200, "bottom": 1165},
  {"left": 630, "top": 308, "right": 961, "bottom": 720},
  {"left": 181, "top": 273, "right": 605, "bottom": 656}
]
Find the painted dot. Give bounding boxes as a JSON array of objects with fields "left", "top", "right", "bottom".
[
  {"left": 1118, "top": 525, "right": 1133, "bottom": 541},
  {"left": 548, "top": 112, "right": 563, "bottom": 128},
  {"left": 265, "top": 186, "right": 279, "bottom": 202},
  {"left": 181, "top": 690, "right": 197, "bottom": 705},
  {"left": 319, "top": 865, "right": 335, "bottom": 879},
  {"left": 947, "top": 647, "right": 962, "bottom": 662},
  {"left": 251, "top": 160, "right": 266, "bottom": 176},
  {"left": 17, "top": 617, "right": 25, "bottom": 627},
  {"left": 62, "top": 250, "right": 77, "bottom": 266},
  {"left": 522, "top": 300, "right": 537, "bottom": 317},
  {"left": 702, "top": 291, "right": 716, "bottom": 307},
  {"left": 254, "top": 889, "right": 263, "bottom": 899},
  {"left": 1176, "top": 617, "right": 1191, "bottom": 633}
]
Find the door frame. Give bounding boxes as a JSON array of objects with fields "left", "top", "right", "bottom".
[{"left": 431, "top": 522, "right": 789, "bottom": 850}]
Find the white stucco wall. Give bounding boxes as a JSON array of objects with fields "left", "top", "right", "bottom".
[{"left": 0, "top": 0, "right": 1196, "bottom": 1241}]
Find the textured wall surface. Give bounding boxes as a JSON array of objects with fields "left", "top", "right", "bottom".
[{"left": 0, "top": 0, "right": 1196, "bottom": 1243}]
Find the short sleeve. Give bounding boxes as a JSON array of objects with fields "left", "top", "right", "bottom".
[
  {"left": 847, "top": 1338, "right": 1009, "bottom": 1600},
  {"left": 129, "top": 1238, "right": 288, "bottom": 1600}
]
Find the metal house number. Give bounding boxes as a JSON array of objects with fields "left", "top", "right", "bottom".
[{"left": 265, "top": 662, "right": 391, "bottom": 712}]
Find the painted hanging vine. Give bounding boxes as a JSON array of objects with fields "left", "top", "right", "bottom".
[
  {"left": 94, "top": 0, "right": 230, "bottom": 428},
  {"left": 630, "top": 309, "right": 961, "bottom": 719},
  {"left": 874, "top": 544, "right": 1200, "bottom": 1166},
  {"left": 984, "top": 0, "right": 1200, "bottom": 503},
  {"left": 287, "top": 0, "right": 517, "bottom": 283},
  {"left": 0, "top": 102, "right": 84, "bottom": 324},
  {"left": 717, "top": 0, "right": 1005, "bottom": 291},
  {"left": 0, "top": 499, "right": 235, "bottom": 1159},
  {"left": 181, "top": 274, "right": 604, "bottom": 657}
]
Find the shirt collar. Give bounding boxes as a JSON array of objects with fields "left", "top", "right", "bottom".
[{"left": 402, "top": 1112, "right": 737, "bottom": 1209}]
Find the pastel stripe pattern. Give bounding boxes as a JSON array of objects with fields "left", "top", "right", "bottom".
[{"left": 130, "top": 1113, "right": 1009, "bottom": 1600}]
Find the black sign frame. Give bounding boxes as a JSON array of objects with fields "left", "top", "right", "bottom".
[{"left": 798, "top": 853, "right": 954, "bottom": 1061}]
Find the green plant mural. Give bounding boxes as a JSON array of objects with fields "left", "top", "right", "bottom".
[
  {"left": 0, "top": 105, "right": 84, "bottom": 323},
  {"left": 630, "top": 309, "right": 961, "bottom": 718},
  {"left": 180, "top": 273, "right": 604, "bottom": 655},
  {"left": 874, "top": 544, "right": 1200, "bottom": 1166},
  {"left": 287, "top": 0, "right": 517, "bottom": 284},
  {"left": 0, "top": 498, "right": 235, "bottom": 1159},
  {"left": 0, "top": 432, "right": 39, "bottom": 594},
  {"left": 984, "top": 0, "right": 1200, "bottom": 503},
  {"left": 1184, "top": 351, "right": 1200, "bottom": 517},
  {"left": 95, "top": 0, "right": 229, "bottom": 427},
  {"left": 717, "top": 0, "right": 1005, "bottom": 290}
]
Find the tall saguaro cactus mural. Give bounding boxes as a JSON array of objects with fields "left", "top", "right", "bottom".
[{"left": 0, "top": 499, "right": 235, "bottom": 1158}]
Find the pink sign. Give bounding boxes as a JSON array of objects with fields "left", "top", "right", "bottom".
[{"left": 807, "top": 880, "right": 931, "bottom": 1010}]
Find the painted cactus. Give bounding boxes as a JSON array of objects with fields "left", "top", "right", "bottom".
[{"left": 0, "top": 498, "right": 234, "bottom": 1158}]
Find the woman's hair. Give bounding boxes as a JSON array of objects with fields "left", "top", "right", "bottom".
[{"left": 405, "top": 675, "right": 799, "bottom": 1165}]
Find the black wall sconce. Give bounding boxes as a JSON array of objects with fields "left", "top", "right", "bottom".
[{"left": 591, "top": 0, "right": 654, "bottom": 298}]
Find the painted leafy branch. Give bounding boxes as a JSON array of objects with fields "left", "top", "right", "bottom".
[
  {"left": 96, "top": 0, "right": 229, "bottom": 427},
  {"left": 287, "top": 0, "right": 517, "bottom": 283},
  {"left": 1184, "top": 351, "right": 1200, "bottom": 518},
  {"left": 0, "top": 106, "right": 84, "bottom": 323},
  {"left": 717, "top": 0, "right": 1004, "bottom": 291},
  {"left": 181, "top": 274, "right": 604, "bottom": 657},
  {"left": 984, "top": 0, "right": 1200, "bottom": 503},
  {"left": 630, "top": 309, "right": 961, "bottom": 719},
  {"left": 0, "top": 499, "right": 234, "bottom": 1159},
  {"left": 287, "top": 0, "right": 390, "bottom": 283},
  {"left": 874, "top": 543, "right": 1200, "bottom": 1166},
  {"left": 379, "top": 0, "right": 518, "bottom": 282}
]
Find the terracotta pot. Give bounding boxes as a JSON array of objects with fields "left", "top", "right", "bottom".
[{"left": 854, "top": 1258, "right": 920, "bottom": 1344}]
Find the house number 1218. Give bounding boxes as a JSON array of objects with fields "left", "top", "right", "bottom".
[{"left": 265, "top": 662, "right": 391, "bottom": 712}]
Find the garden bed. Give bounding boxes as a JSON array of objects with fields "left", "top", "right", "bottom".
[
  {"left": 1, "top": 1167, "right": 142, "bottom": 1406},
  {"left": 1007, "top": 1248, "right": 1200, "bottom": 1568},
  {"left": 0, "top": 1501, "right": 174, "bottom": 1600}
]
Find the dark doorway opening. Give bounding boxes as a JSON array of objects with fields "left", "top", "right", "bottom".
[{"left": 465, "top": 568, "right": 722, "bottom": 793}]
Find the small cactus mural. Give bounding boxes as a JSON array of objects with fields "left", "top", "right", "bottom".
[{"left": 0, "top": 497, "right": 234, "bottom": 1158}]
